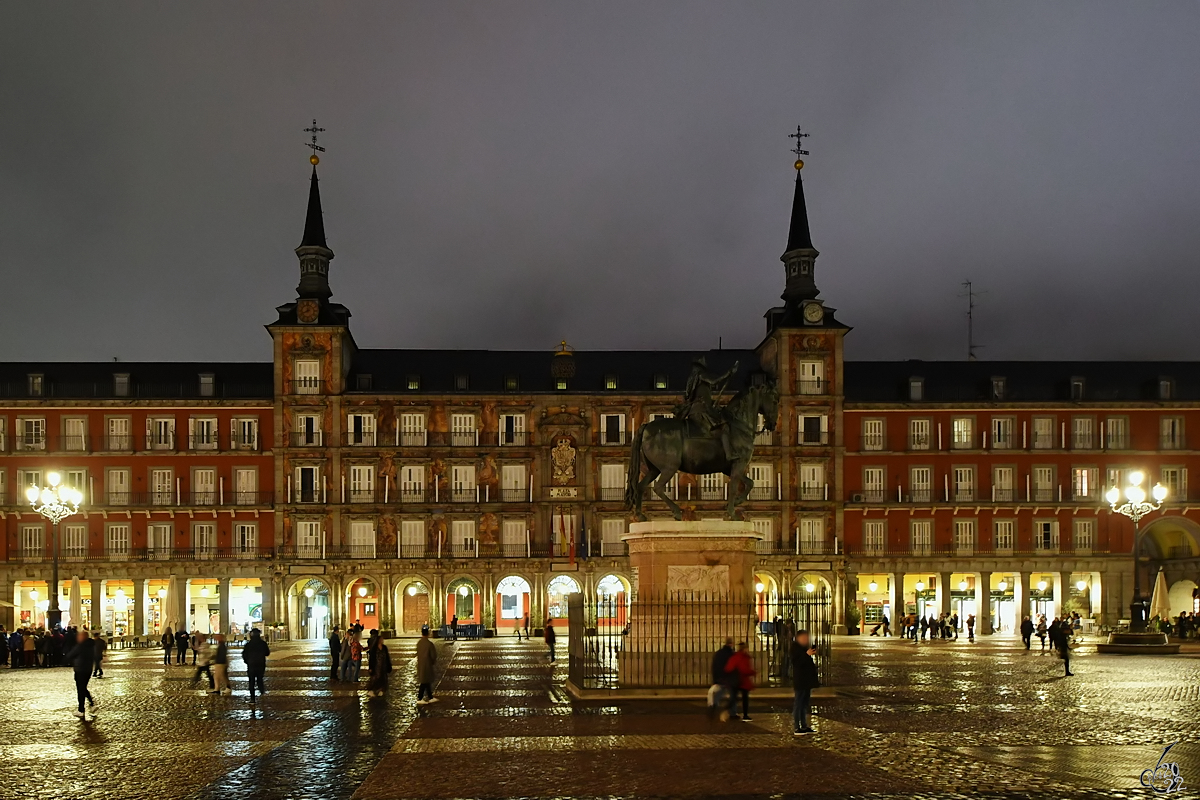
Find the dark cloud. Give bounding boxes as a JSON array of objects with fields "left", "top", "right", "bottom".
[{"left": 3, "top": 3, "right": 1199, "bottom": 362}]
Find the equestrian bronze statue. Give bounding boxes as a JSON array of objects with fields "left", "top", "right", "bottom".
[{"left": 626, "top": 362, "right": 779, "bottom": 521}]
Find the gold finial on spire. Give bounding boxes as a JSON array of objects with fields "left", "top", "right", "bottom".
[
  {"left": 304, "top": 119, "right": 326, "bottom": 165},
  {"left": 788, "top": 125, "right": 810, "bottom": 170}
]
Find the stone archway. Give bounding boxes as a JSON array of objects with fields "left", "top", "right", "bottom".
[
  {"left": 595, "top": 574, "right": 630, "bottom": 631},
  {"left": 1140, "top": 516, "right": 1200, "bottom": 560},
  {"left": 286, "top": 576, "right": 332, "bottom": 640},
  {"left": 1169, "top": 579, "right": 1198, "bottom": 616},
  {"left": 395, "top": 576, "right": 434, "bottom": 635}
]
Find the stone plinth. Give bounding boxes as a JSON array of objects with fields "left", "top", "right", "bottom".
[{"left": 1096, "top": 631, "right": 1181, "bottom": 655}]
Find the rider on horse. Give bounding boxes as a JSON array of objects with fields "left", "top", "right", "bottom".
[{"left": 675, "top": 357, "right": 739, "bottom": 442}]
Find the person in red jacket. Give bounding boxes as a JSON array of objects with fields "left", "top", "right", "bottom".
[{"left": 723, "top": 641, "right": 756, "bottom": 721}]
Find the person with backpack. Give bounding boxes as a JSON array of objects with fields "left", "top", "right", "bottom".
[
  {"left": 723, "top": 641, "right": 756, "bottom": 722},
  {"left": 241, "top": 628, "right": 270, "bottom": 702}
]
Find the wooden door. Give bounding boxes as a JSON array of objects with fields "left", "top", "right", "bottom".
[{"left": 403, "top": 593, "right": 429, "bottom": 633}]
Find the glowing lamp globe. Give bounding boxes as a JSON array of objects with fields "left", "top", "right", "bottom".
[
  {"left": 755, "top": 582, "right": 765, "bottom": 594},
  {"left": 1153, "top": 483, "right": 1168, "bottom": 502},
  {"left": 1105, "top": 486, "right": 1120, "bottom": 505},
  {"left": 1037, "top": 581, "right": 1047, "bottom": 591},
  {"left": 915, "top": 581, "right": 925, "bottom": 592},
  {"left": 304, "top": 587, "right": 314, "bottom": 598},
  {"left": 805, "top": 582, "right": 815, "bottom": 594},
  {"left": 959, "top": 580, "right": 968, "bottom": 591},
  {"left": 358, "top": 586, "right": 368, "bottom": 597},
  {"left": 998, "top": 581, "right": 1008, "bottom": 591},
  {"left": 407, "top": 586, "right": 417, "bottom": 596},
  {"left": 1129, "top": 471, "right": 1144, "bottom": 486},
  {"left": 25, "top": 486, "right": 39, "bottom": 503},
  {"left": 1126, "top": 486, "right": 1145, "bottom": 505},
  {"left": 1076, "top": 580, "right": 1087, "bottom": 591},
  {"left": 47, "top": 472, "right": 61, "bottom": 487},
  {"left": 868, "top": 581, "right": 878, "bottom": 592},
  {"left": 458, "top": 586, "right": 470, "bottom": 597},
  {"left": 28, "top": 589, "right": 38, "bottom": 600},
  {"left": 157, "top": 589, "right": 167, "bottom": 599}
]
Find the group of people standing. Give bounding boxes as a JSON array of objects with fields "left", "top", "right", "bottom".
[
  {"left": 328, "top": 623, "right": 396, "bottom": 697},
  {"left": 709, "top": 631, "right": 820, "bottom": 735},
  {"left": 1019, "top": 615, "right": 1075, "bottom": 676}
]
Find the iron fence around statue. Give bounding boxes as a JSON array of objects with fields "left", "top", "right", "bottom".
[{"left": 567, "top": 590, "right": 830, "bottom": 691}]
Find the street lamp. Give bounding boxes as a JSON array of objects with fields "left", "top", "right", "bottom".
[
  {"left": 1106, "top": 470, "right": 1168, "bottom": 631},
  {"left": 26, "top": 472, "right": 82, "bottom": 629}
]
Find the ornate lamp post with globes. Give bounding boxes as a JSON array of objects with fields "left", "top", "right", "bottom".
[
  {"left": 26, "top": 472, "right": 83, "bottom": 630},
  {"left": 1105, "top": 470, "right": 1167, "bottom": 632}
]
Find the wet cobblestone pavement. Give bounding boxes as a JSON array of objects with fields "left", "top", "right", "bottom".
[{"left": 1, "top": 633, "right": 1197, "bottom": 799}]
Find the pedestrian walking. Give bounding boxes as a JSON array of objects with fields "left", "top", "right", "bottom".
[
  {"left": 8, "top": 630, "right": 21, "bottom": 668},
  {"left": 415, "top": 627, "right": 438, "bottom": 704},
  {"left": 64, "top": 630, "right": 97, "bottom": 718},
  {"left": 175, "top": 628, "right": 190, "bottom": 665},
  {"left": 1036, "top": 617, "right": 1048, "bottom": 652},
  {"left": 545, "top": 618, "right": 556, "bottom": 663},
  {"left": 1048, "top": 619, "right": 1074, "bottom": 677},
  {"left": 882, "top": 614, "right": 890, "bottom": 637},
  {"left": 790, "top": 630, "right": 819, "bottom": 734},
  {"left": 23, "top": 630, "right": 36, "bottom": 667},
  {"left": 450, "top": 614, "right": 459, "bottom": 642},
  {"left": 919, "top": 616, "right": 929, "bottom": 641},
  {"left": 209, "top": 634, "right": 230, "bottom": 695},
  {"left": 523, "top": 612, "right": 531, "bottom": 641},
  {"left": 966, "top": 614, "right": 976, "bottom": 642},
  {"left": 242, "top": 628, "right": 270, "bottom": 702},
  {"left": 192, "top": 637, "right": 214, "bottom": 690},
  {"left": 190, "top": 630, "right": 203, "bottom": 666},
  {"left": 91, "top": 631, "right": 107, "bottom": 677},
  {"left": 708, "top": 638, "right": 735, "bottom": 719},
  {"left": 161, "top": 627, "right": 174, "bottom": 665},
  {"left": 328, "top": 626, "right": 342, "bottom": 679},
  {"left": 1020, "top": 616, "right": 1034, "bottom": 650},
  {"left": 723, "top": 641, "right": 756, "bottom": 721},
  {"left": 367, "top": 636, "right": 393, "bottom": 697},
  {"left": 340, "top": 632, "right": 363, "bottom": 682}
]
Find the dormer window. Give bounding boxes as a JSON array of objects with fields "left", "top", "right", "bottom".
[
  {"left": 356, "top": 374, "right": 373, "bottom": 391},
  {"left": 406, "top": 375, "right": 420, "bottom": 391},
  {"left": 1070, "top": 377, "right": 1085, "bottom": 401},
  {"left": 27, "top": 374, "right": 43, "bottom": 397},
  {"left": 653, "top": 374, "right": 668, "bottom": 390},
  {"left": 908, "top": 378, "right": 924, "bottom": 401},
  {"left": 455, "top": 374, "right": 469, "bottom": 391},
  {"left": 505, "top": 375, "right": 519, "bottom": 392},
  {"left": 604, "top": 374, "right": 618, "bottom": 390},
  {"left": 198, "top": 373, "right": 215, "bottom": 397},
  {"left": 114, "top": 373, "right": 130, "bottom": 397},
  {"left": 1159, "top": 377, "right": 1174, "bottom": 400},
  {"left": 555, "top": 379, "right": 568, "bottom": 391},
  {"left": 991, "top": 377, "right": 1006, "bottom": 401}
]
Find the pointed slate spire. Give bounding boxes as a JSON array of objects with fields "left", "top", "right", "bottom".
[
  {"left": 784, "top": 168, "right": 813, "bottom": 252},
  {"left": 295, "top": 165, "right": 334, "bottom": 300},
  {"left": 779, "top": 163, "right": 820, "bottom": 305},
  {"left": 299, "top": 166, "right": 328, "bottom": 249}
]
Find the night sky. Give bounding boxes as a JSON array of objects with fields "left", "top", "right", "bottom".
[{"left": 4, "top": 3, "right": 1200, "bottom": 363}]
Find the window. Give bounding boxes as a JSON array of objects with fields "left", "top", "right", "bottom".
[
  {"left": 863, "top": 468, "right": 885, "bottom": 502},
  {"left": 1071, "top": 417, "right": 1094, "bottom": 450},
  {"left": 107, "top": 417, "right": 131, "bottom": 451},
  {"left": 555, "top": 378, "right": 568, "bottom": 391},
  {"left": 0, "top": 417, "right": 6, "bottom": 452},
  {"left": 295, "top": 520, "right": 322, "bottom": 557},
  {"left": 1073, "top": 519, "right": 1095, "bottom": 553},
  {"left": 232, "top": 468, "right": 256, "bottom": 506},
  {"left": 798, "top": 413, "right": 828, "bottom": 445},
  {"left": 1032, "top": 416, "right": 1055, "bottom": 449},
  {"left": 604, "top": 374, "right": 618, "bottom": 390},
  {"left": 18, "top": 418, "right": 46, "bottom": 451},
  {"left": 113, "top": 373, "right": 130, "bottom": 397},
  {"left": 799, "top": 463, "right": 825, "bottom": 500},
  {"left": 991, "top": 377, "right": 1006, "bottom": 400},
  {"left": 295, "top": 465, "right": 321, "bottom": 503},
  {"left": 909, "top": 419, "right": 931, "bottom": 450},
  {"left": 1033, "top": 466, "right": 1055, "bottom": 501},
  {"left": 198, "top": 373, "right": 215, "bottom": 397},
  {"left": 953, "top": 466, "right": 974, "bottom": 501},
  {"left": 106, "top": 469, "right": 130, "bottom": 505},
  {"left": 106, "top": 524, "right": 131, "bottom": 559},
  {"left": 1034, "top": 519, "right": 1059, "bottom": 552},
  {"left": 798, "top": 517, "right": 825, "bottom": 554},
  {"left": 65, "top": 469, "right": 86, "bottom": 503},
  {"left": 27, "top": 374, "right": 43, "bottom": 397},
  {"left": 347, "top": 412, "right": 376, "bottom": 446},
  {"left": 993, "top": 466, "right": 1014, "bottom": 501},
  {"left": 193, "top": 523, "right": 216, "bottom": 558},
  {"left": 653, "top": 373, "right": 668, "bottom": 390},
  {"left": 455, "top": 374, "right": 469, "bottom": 391},
  {"left": 63, "top": 524, "right": 87, "bottom": 559},
  {"left": 1161, "top": 467, "right": 1187, "bottom": 502},
  {"left": 349, "top": 520, "right": 376, "bottom": 558},
  {"left": 234, "top": 523, "right": 258, "bottom": 555},
  {"left": 909, "top": 467, "right": 932, "bottom": 502},
  {"left": 699, "top": 472, "right": 725, "bottom": 500},
  {"left": 751, "top": 518, "right": 774, "bottom": 552},
  {"left": 400, "top": 465, "right": 425, "bottom": 502},
  {"left": 233, "top": 418, "right": 259, "bottom": 450},
  {"left": 19, "top": 524, "right": 44, "bottom": 559},
  {"left": 504, "top": 375, "right": 519, "bottom": 391},
  {"left": 748, "top": 463, "right": 773, "bottom": 500},
  {"left": 294, "top": 359, "right": 321, "bottom": 394},
  {"left": 406, "top": 375, "right": 420, "bottom": 391},
  {"left": 500, "top": 464, "right": 527, "bottom": 501},
  {"left": 61, "top": 417, "right": 86, "bottom": 452},
  {"left": 1159, "top": 378, "right": 1174, "bottom": 400},
  {"left": 399, "top": 412, "right": 427, "bottom": 446},
  {"left": 18, "top": 469, "right": 42, "bottom": 494},
  {"left": 148, "top": 524, "right": 172, "bottom": 559},
  {"left": 294, "top": 413, "right": 321, "bottom": 446},
  {"left": 910, "top": 520, "right": 932, "bottom": 555},
  {"left": 953, "top": 520, "right": 976, "bottom": 553},
  {"left": 600, "top": 519, "right": 625, "bottom": 555},
  {"left": 1161, "top": 416, "right": 1185, "bottom": 449},
  {"left": 951, "top": 417, "right": 974, "bottom": 449},
  {"left": 146, "top": 417, "right": 175, "bottom": 450},
  {"left": 600, "top": 413, "right": 626, "bottom": 445},
  {"left": 349, "top": 465, "right": 375, "bottom": 503},
  {"left": 450, "top": 413, "right": 477, "bottom": 446},
  {"left": 151, "top": 469, "right": 173, "bottom": 505},
  {"left": 600, "top": 463, "right": 625, "bottom": 501},
  {"left": 400, "top": 520, "right": 425, "bottom": 557},
  {"left": 798, "top": 360, "right": 825, "bottom": 394},
  {"left": 863, "top": 520, "right": 886, "bottom": 554},
  {"left": 862, "top": 419, "right": 884, "bottom": 451},
  {"left": 451, "top": 520, "right": 476, "bottom": 556},
  {"left": 993, "top": 520, "right": 1015, "bottom": 552},
  {"left": 502, "top": 519, "right": 527, "bottom": 557},
  {"left": 356, "top": 374, "right": 373, "bottom": 391},
  {"left": 451, "top": 465, "right": 476, "bottom": 502},
  {"left": 499, "top": 413, "right": 526, "bottom": 446},
  {"left": 190, "top": 417, "right": 218, "bottom": 450},
  {"left": 1106, "top": 416, "right": 1128, "bottom": 449},
  {"left": 1070, "top": 377, "right": 1085, "bottom": 401},
  {"left": 908, "top": 378, "right": 924, "bottom": 401},
  {"left": 193, "top": 469, "right": 216, "bottom": 505},
  {"left": 991, "top": 417, "right": 1013, "bottom": 450},
  {"left": 1072, "top": 467, "right": 1098, "bottom": 500}
]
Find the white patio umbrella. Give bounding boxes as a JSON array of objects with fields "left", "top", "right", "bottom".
[
  {"left": 69, "top": 576, "right": 83, "bottom": 629},
  {"left": 1149, "top": 568, "right": 1172, "bottom": 622},
  {"left": 164, "top": 574, "right": 181, "bottom": 631}
]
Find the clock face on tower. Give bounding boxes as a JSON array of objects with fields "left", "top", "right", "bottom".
[
  {"left": 297, "top": 299, "right": 320, "bottom": 324},
  {"left": 803, "top": 302, "right": 823, "bottom": 324}
]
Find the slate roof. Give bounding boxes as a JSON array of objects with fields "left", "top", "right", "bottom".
[{"left": 0, "top": 362, "right": 273, "bottom": 400}]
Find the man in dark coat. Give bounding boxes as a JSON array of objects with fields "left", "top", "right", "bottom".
[
  {"left": 1020, "top": 616, "right": 1035, "bottom": 650},
  {"left": 242, "top": 628, "right": 270, "bottom": 701},
  {"left": 709, "top": 638, "right": 735, "bottom": 718},
  {"left": 328, "top": 627, "right": 342, "bottom": 679},
  {"left": 790, "top": 630, "right": 819, "bottom": 734},
  {"left": 415, "top": 628, "right": 438, "bottom": 704},
  {"left": 64, "top": 630, "right": 97, "bottom": 718},
  {"left": 1048, "top": 620, "right": 1073, "bottom": 677},
  {"left": 175, "top": 628, "right": 191, "bottom": 665}
]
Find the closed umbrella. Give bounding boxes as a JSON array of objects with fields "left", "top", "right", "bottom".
[
  {"left": 1149, "top": 568, "right": 1171, "bottom": 622},
  {"left": 69, "top": 577, "right": 83, "bottom": 629},
  {"left": 164, "top": 574, "right": 180, "bottom": 631}
]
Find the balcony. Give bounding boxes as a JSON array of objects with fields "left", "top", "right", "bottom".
[
  {"left": 99, "top": 491, "right": 274, "bottom": 508},
  {"left": 754, "top": 430, "right": 775, "bottom": 446},
  {"left": 14, "top": 435, "right": 47, "bottom": 452},
  {"left": 798, "top": 485, "right": 827, "bottom": 501},
  {"left": 599, "top": 487, "right": 625, "bottom": 502},
  {"left": 348, "top": 490, "right": 377, "bottom": 504},
  {"left": 909, "top": 489, "right": 932, "bottom": 503},
  {"left": 104, "top": 435, "right": 135, "bottom": 452},
  {"left": 1161, "top": 435, "right": 1186, "bottom": 450},
  {"left": 450, "top": 489, "right": 478, "bottom": 503},
  {"left": 499, "top": 488, "right": 528, "bottom": 502},
  {"left": 698, "top": 486, "right": 724, "bottom": 501},
  {"left": 398, "top": 432, "right": 427, "bottom": 447},
  {"left": 344, "top": 431, "right": 377, "bottom": 447},
  {"left": 16, "top": 546, "right": 275, "bottom": 563},
  {"left": 1033, "top": 488, "right": 1055, "bottom": 502},
  {"left": 399, "top": 488, "right": 428, "bottom": 503},
  {"left": 144, "top": 436, "right": 176, "bottom": 451},
  {"left": 748, "top": 486, "right": 775, "bottom": 501},
  {"left": 290, "top": 431, "right": 324, "bottom": 447},
  {"left": 188, "top": 434, "right": 220, "bottom": 451},
  {"left": 498, "top": 431, "right": 528, "bottom": 447},
  {"left": 862, "top": 490, "right": 886, "bottom": 503},
  {"left": 798, "top": 431, "right": 829, "bottom": 446},
  {"left": 796, "top": 378, "right": 826, "bottom": 395},
  {"left": 289, "top": 379, "right": 325, "bottom": 395},
  {"left": 993, "top": 489, "right": 1016, "bottom": 502},
  {"left": 450, "top": 431, "right": 479, "bottom": 447}
]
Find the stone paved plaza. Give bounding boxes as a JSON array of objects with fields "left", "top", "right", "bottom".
[{"left": 0, "top": 633, "right": 1197, "bottom": 799}]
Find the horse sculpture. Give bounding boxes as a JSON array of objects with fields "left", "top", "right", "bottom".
[{"left": 625, "top": 380, "right": 779, "bottom": 521}]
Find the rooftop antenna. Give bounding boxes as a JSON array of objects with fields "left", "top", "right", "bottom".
[
  {"left": 960, "top": 280, "right": 986, "bottom": 361},
  {"left": 304, "top": 119, "right": 326, "bottom": 165}
]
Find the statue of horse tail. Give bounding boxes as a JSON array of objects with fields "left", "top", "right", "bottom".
[{"left": 625, "top": 424, "right": 645, "bottom": 510}]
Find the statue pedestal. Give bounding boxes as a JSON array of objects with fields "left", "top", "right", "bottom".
[{"left": 617, "top": 520, "right": 762, "bottom": 687}]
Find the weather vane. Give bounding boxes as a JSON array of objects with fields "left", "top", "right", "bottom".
[
  {"left": 788, "top": 125, "right": 810, "bottom": 170},
  {"left": 304, "top": 119, "right": 326, "bottom": 165}
]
